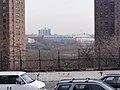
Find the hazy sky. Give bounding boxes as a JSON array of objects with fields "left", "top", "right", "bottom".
[{"left": 25, "top": 0, "right": 94, "bottom": 35}]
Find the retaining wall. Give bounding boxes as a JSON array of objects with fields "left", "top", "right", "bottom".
[{"left": 28, "top": 70, "right": 120, "bottom": 82}]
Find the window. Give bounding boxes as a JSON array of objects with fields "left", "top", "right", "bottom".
[
  {"left": 9, "top": 76, "right": 19, "bottom": 84},
  {"left": 3, "top": 13, "right": 6, "bottom": 17},
  {"left": 117, "top": 77, "right": 120, "bottom": 83},
  {"left": 58, "top": 84, "right": 71, "bottom": 90},
  {"left": 0, "top": 76, "right": 9, "bottom": 84},
  {"left": 3, "top": 25, "right": 6, "bottom": 29},
  {"left": 3, "top": 7, "right": 6, "bottom": 11},
  {"left": 0, "top": 75, "right": 25, "bottom": 84},
  {"left": 73, "top": 84, "right": 89, "bottom": 90},
  {"left": 16, "top": 31, "right": 20, "bottom": 35},
  {"left": 16, "top": 37, "right": 20, "bottom": 42},
  {"left": 16, "top": 1, "right": 20, "bottom": 4},
  {"left": 3, "top": 19, "right": 6, "bottom": 23},
  {"left": 105, "top": 6, "right": 108, "bottom": 8},
  {"left": 16, "top": 4, "right": 19, "bottom": 8},
  {"left": 16, "top": 7, "right": 20, "bottom": 12},
  {"left": 3, "top": 44, "right": 6, "bottom": 48},
  {"left": 16, "top": 19, "right": 20, "bottom": 23},
  {"left": 16, "top": 43, "right": 20, "bottom": 46},
  {"left": 90, "top": 84, "right": 105, "bottom": 90},
  {"left": 104, "top": 77, "right": 115, "bottom": 82},
  {"left": 105, "top": 15, "right": 108, "bottom": 18},
  {"left": 15, "top": 76, "right": 25, "bottom": 84},
  {"left": 3, "top": 36, "right": 6, "bottom": 40},
  {"left": 16, "top": 13, "right": 20, "bottom": 18},
  {"left": 16, "top": 25, "right": 20, "bottom": 29},
  {"left": 3, "top": 55, "right": 7, "bottom": 61},
  {"left": 104, "top": 76, "right": 120, "bottom": 86},
  {"left": 3, "top": 0, "right": 6, "bottom": 3},
  {"left": 21, "top": 74, "right": 34, "bottom": 84},
  {"left": 105, "top": 22, "right": 108, "bottom": 24}
]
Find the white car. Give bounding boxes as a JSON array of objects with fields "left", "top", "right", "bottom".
[{"left": 0, "top": 71, "right": 46, "bottom": 90}]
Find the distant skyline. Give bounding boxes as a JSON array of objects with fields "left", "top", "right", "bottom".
[{"left": 25, "top": 0, "right": 94, "bottom": 35}]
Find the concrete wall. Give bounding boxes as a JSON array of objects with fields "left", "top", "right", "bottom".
[{"left": 28, "top": 70, "right": 120, "bottom": 82}]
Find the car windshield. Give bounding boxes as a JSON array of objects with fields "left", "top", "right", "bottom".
[
  {"left": 21, "top": 74, "right": 35, "bottom": 84},
  {"left": 102, "top": 81, "right": 116, "bottom": 90}
]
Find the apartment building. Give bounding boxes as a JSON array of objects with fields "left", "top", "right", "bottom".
[
  {"left": 0, "top": 0, "right": 26, "bottom": 70},
  {"left": 95, "top": 0, "right": 120, "bottom": 45}
]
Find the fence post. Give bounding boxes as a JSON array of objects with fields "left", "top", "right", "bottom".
[
  {"left": 20, "top": 50, "right": 22, "bottom": 70},
  {"left": 78, "top": 48, "right": 80, "bottom": 70},
  {"left": 1, "top": 51, "right": 2, "bottom": 70},
  {"left": 39, "top": 50, "right": 41, "bottom": 70},
  {"left": 58, "top": 49, "right": 60, "bottom": 70},
  {"left": 118, "top": 47, "right": 120, "bottom": 67},
  {"left": 98, "top": 47, "right": 101, "bottom": 70}
]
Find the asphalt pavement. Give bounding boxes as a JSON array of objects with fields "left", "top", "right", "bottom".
[{"left": 44, "top": 81, "right": 58, "bottom": 90}]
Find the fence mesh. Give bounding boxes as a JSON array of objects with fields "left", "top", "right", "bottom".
[{"left": 0, "top": 47, "right": 120, "bottom": 71}]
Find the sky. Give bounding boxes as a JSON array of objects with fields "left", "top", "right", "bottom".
[{"left": 25, "top": 0, "right": 94, "bottom": 35}]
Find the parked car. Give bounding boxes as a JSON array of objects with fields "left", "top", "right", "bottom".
[
  {"left": 100, "top": 74, "right": 120, "bottom": 89},
  {"left": 54, "top": 78, "right": 115, "bottom": 90},
  {"left": 0, "top": 71, "right": 46, "bottom": 90}
]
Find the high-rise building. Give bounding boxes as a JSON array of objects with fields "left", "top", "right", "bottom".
[
  {"left": 95, "top": 0, "right": 120, "bottom": 45},
  {"left": 0, "top": 0, "right": 26, "bottom": 70}
]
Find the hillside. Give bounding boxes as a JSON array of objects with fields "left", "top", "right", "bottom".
[{"left": 26, "top": 37, "right": 76, "bottom": 50}]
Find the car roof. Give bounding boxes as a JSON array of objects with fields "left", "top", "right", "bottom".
[
  {"left": 58, "top": 78, "right": 103, "bottom": 84},
  {"left": 0, "top": 71, "right": 26, "bottom": 76},
  {"left": 103, "top": 74, "right": 120, "bottom": 77}
]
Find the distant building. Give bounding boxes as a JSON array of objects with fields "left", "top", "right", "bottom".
[
  {"left": 38, "top": 28, "right": 51, "bottom": 36},
  {"left": 95, "top": 0, "right": 120, "bottom": 45},
  {"left": 27, "top": 38, "right": 36, "bottom": 43},
  {"left": 73, "top": 34, "right": 94, "bottom": 46},
  {"left": 44, "top": 35, "right": 76, "bottom": 44},
  {"left": 44, "top": 34, "right": 94, "bottom": 45}
]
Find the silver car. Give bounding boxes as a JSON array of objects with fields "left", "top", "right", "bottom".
[
  {"left": 100, "top": 74, "right": 120, "bottom": 89},
  {"left": 54, "top": 78, "right": 115, "bottom": 90}
]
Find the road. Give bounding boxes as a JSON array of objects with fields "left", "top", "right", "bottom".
[{"left": 44, "top": 81, "right": 58, "bottom": 90}]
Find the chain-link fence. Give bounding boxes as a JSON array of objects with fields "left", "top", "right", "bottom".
[
  {"left": 0, "top": 47, "right": 120, "bottom": 71},
  {"left": 22, "top": 58, "right": 119, "bottom": 71}
]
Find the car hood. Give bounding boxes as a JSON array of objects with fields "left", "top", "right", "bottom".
[{"left": 28, "top": 80, "right": 45, "bottom": 88}]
